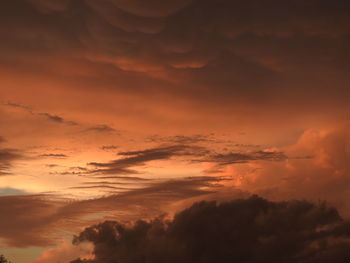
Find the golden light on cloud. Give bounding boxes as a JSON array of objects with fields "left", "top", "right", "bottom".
[{"left": 1, "top": 0, "right": 350, "bottom": 262}]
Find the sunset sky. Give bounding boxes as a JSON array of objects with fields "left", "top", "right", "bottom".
[{"left": 1, "top": 0, "right": 350, "bottom": 262}]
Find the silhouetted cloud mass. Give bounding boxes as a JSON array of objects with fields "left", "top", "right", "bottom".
[{"left": 71, "top": 196, "right": 350, "bottom": 263}]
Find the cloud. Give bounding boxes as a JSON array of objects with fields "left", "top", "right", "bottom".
[
  {"left": 203, "top": 150, "right": 287, "bottom": 165},
  {"left": 100, "top": 145, "right": 118, "bottom": 151},
  {"left": 0, "top": 187, "right": 29, "bottom": 196},
  {"left": 88, "top": 176, "right": 152, "bottom": 181},
  {"left": 39, "top": 153, "right": 69, "bottom": 158},
  {"left": 0, "top": 194, "right": 61, "bottom": 247},
  {"left": 37, "top": 112, "right": 77, "bottom": 125},
  {"left": 1, "top": 0, "right": 350, "bottom": 120},
  {"left": 145, "top": 134, "right": 216, "bottom": 144},
  {"left": 26, "top": 240, "right": 93, "bottom": 263},
  {"left": 70, "top": 196, "right": 350, "bottom": 263},
  {"left": 88, "top": 145, "right": 208, "bottom": 175},
  {"left": 84, "top": 125, "right": 117, "bottom": 133},
  {"left": 217, "top": 124, "right": 350, "bottom": 217},
  {"left": 1, "top": 101, "right": 78, "bottom": 125},
  {"left": 0, "top": 148, "right": 22, "bottom": 175},
  {"left": 0, "top": 177, "right": 222, "bottom": 247}
]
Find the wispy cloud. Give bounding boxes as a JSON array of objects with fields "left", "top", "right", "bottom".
[
  {"left": 39, "top": 153, "right": 69, "bottom": 158},
  {"left": 0, "top": 148, "right": 23, "bottom": 175},
  {"left": 2, "top": 101, "right": 77, "bottom": 125},
  {"left": 88, "top": 145, "right": 208, "bottom": 175},
  {"left": 100, "top": 145, "right": 118, "bottom": 151},
  {"left": 0, "top": 176, "right": 224, "bottom": 247},
  {"left": 84, "top": 125, "right": 117, "bottom": 133}
]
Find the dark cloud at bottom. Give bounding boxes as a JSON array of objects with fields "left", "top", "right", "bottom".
[{"left": 71, "top": 196, "right": 350, "bottom": 263}]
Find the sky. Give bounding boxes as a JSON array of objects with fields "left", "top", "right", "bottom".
[{"left": 1, "top": 0, "right": 350, "bottom": 262}]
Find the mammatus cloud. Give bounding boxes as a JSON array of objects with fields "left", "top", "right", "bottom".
[
  {"left": 1, "top": 0, "right": 350, "bottom": 118},
  {"left": 70, "top": 196, "right": 350, "bottom": 263}
]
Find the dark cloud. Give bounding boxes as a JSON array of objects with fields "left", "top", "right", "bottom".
[
  {"left": 1, "top": 102, "right": 32, "bottom": 111},
  {"left": 69, "top": 185, "right": 130, "bottom": 191},
  {"left": 39, "top": 153, "right": 69, "bottom": 158},
  {"left": 0, "top": 148, "right": 22, "bottom": 175},
  {"left": 85, "top": 125, "right": 117, "bottom": 133},
  {"left": 100, "top": 145, "right": 118, "bottom": 151},
  {"left": 0, "top": 136, "right": 5, "bottom": 143},
  {"left": 1, "top": 101, "right": 78, "bottom": 125},
  {"left": 71, "top": 196, "right": 350, "bottom": 263},
  {"left": 89, "top": 145, "right": 208, "bottom": 175},
  {"left": 37, "top": 112, "right": 64, "bottom": 123},
  {"left": 45, "top": 164, "right": 60, "bottom": 168},
  {"left": 2, "top": 0, "right": 350, "bottom": 115},
  {"left": 145, "top": 134, "right": 215, "bottom": 144},
  {"left": 89, "top": 176, "right": 152, "bottom": 181},
  {"left": 117, "top": 145, "right": 206, "bottom": 156},
  {"left": 37, "top": 112, "right": 77, "bottom": 125},
  {"left": 206, "top": 150, "right": 287, "bottom": 165}
]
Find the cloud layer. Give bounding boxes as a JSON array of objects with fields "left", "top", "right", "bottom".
[{"left": 2, "top": 0, "right": 350, "bottom": 120}]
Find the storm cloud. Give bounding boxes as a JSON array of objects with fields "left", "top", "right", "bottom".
[
  {"left": 71, "top": 196, "right": 350, "bottom": 263},
  {"left": 1, "top": 0, "right": 350, "bottom": 114}
]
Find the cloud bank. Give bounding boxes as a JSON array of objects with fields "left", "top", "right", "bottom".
[{"left": 70, "top": 196, "right": 350, "bottom": 263}]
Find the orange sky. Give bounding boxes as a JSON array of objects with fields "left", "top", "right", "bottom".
[{"left": 1, "top": 0, "right": 350, "bottom": 262}]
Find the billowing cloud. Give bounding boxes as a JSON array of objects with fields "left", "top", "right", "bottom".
[
  {"left": 217, "top": 124, "right": 350, "bottom": 217},
  {"left": 70, "top": 196, "right": 350, "bottom": 263}
]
